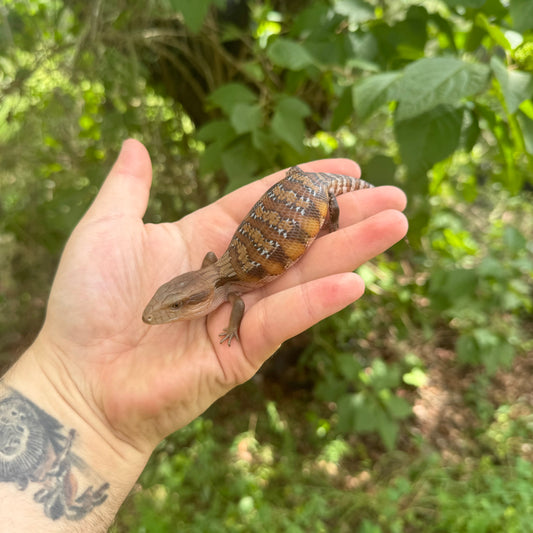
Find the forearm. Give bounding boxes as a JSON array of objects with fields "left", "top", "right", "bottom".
[{"left": 0, "top": 342, "right": 150, "bottom": 532}]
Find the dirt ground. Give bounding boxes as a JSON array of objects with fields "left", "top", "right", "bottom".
[{"left": 413, "top": 345, "right": 533, "bottom": 461}]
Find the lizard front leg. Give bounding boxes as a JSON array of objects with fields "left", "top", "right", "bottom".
[
  {"left": 219, "top": 292, "right": 245, "bottom": 346},
  {"left": 202, "top": 251, "right": 218, "bottom": 267}
]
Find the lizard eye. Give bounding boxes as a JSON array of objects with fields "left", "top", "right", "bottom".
[{"left": 170, "top": 302, "right": 182, "bottom": 310}]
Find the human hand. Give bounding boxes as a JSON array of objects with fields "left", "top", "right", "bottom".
[{"left": 14, "top": 139, "right": 407, "bottom": 455}]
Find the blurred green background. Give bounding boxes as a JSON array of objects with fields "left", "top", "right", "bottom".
[{"left": 1, "top": 0, "right": 532, "bottom": 531}]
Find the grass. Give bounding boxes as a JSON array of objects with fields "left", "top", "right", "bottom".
[{"left": 111, "top": 376, "right": 533, "bottom": 533}]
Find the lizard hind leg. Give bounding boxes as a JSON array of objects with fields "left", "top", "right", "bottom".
[{"left": 325, "top": 193, "right": 340, "bottom": 233}]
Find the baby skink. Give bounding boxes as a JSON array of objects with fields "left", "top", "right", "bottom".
[{"left": 142, "top": 165, "right": 373, "bottom": 345}]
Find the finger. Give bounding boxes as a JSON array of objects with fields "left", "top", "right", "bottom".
[
  {"left": 336, "top": 186, "right": 407, "bottom": 226},
  {"left": 241, "top": 272, "right": 365, "bottom": 367},
  {"left": 268, "top": 209, "right": 408, "bottom": 293},
  {"left": 84, "top": 139, "right": 152, "bottom": 222}
]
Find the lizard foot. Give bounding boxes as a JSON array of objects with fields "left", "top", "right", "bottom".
[{"left": 219, "top": 328, "right": 240, "bottom": 346}]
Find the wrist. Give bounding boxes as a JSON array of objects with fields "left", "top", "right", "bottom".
[{"left": 1, "top": 338, "right": 150, "bottom": 530}]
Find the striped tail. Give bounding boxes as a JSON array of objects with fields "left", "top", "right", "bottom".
[{"left": 311, "top": 170, "right": 374, "bottom": 195}]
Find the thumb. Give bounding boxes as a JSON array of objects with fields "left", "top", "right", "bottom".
[{"left": 84, "top": 138, "right": 152, "bottom": 221}]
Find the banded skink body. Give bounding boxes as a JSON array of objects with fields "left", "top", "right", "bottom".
[{"left": 142, "top": 165, "right": 373, "bottom": 345}]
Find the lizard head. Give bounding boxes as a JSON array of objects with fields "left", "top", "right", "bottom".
[{"left": 142, "top": 270, "right": 217, "bottom": 325}]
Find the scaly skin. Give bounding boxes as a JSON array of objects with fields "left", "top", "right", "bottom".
[{"left": 142, "top": 166, "right": 373, "bottom": 345}]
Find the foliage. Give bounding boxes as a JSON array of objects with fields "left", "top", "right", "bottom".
[
  {"left": 189, "top": 0, "right": 533, "bottom": 210},
  {"left": 312, "top": 350, "right": 414, "bottom": 451},
  {"left": 300, "top": 180, "right": 532, "bottom": 449},
  {"left": 0, "top": 0, "right": 212, "bottom": 364},
  {"left": 1, "top": 0, "right": 532, "bottom": 529},
  {"left": 111, "top": 389, "right": 533, "bottom": 532},
  {"left": 426, "top": 186, "right": 533, "bottom": 375}
]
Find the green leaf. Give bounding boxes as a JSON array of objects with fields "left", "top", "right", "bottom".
[
  {"left": 333, "top": 0, "right": 375, "bottom": 24},
  {"left": 517, "top": 110, "right": 533, "bottom": 155},
  {"left": 196, "top": 119, "right": 236, "bottom": 143},
  {"left": 338, "top": 393, "right": 382, "bottom": 434},
  {"left": 362, "top": 155, "right": 397, "bottom": 186},
  {"left": 277, "top": 96, "right": 313, "bottom": 119},
  {"left": 359, "top": 520, "right": 382, "bottom": 533},
  {"left": 267, "top": 38, "right": 315, "bottom": 70},
  {"left": 461, "top": 108, "right": 481, "bottom": 152},
  {"left": 475, "top": 13, "right": 512, "bottom": 51},
  {"left": 271, "top": 96, "right": 311, "bottom": 152},
  {"left": 251, "top": 128, "right": 276, "bottom": 159},
  {"left": 292, "top": 2, "right": 331, "bottom": 36},
  {"left": 304, "top": 39, "right": 344, "bottom": 66},
  {"left": 469, "top": 330, "right": 516, "bottom": 374},
  {"left": 473, "top": 328, "right": 499, "bottom": 348},
  {"left": 442, "top": 0, "right": 486, "bottom": 7},
  {"left": 456, "top": 334, "right": 479, "bottom": 366},
  {"left": 510, "top": 0, "right": 533, "bottom": 33},
  {"left": 395, "top": 105, "right": 463, "bottom": 176},
  {"left": 330, "top": 86, "right": 353, "bottom": 130},
  {"left": 168, "top": 0, "right": 213, "bottom": 33},
  {"left": 429, "top": 13, "right": 458, "bottom": 54},
  {"left": 429, "top": 267, "right": 479, "bottom": 310},
  {"left": 384, "top": 395, "right": 412, "bottom": 420},
  {"left": 208, "top": 83, "right": 257, "bottom": 115},
  {"left": 347, "top": 32, "right": 380, "bottom": 68},
  {"left": 368, "top": 359, "right": 402, "bottom": 389},
  {"left": 396, "top": 57, "right": 490, "bottom": 120},
  {"left": 241, "top": 60, "right": 265, "bottom": 82},
  {"left": 377, "top": 417, "right": 399, "bottom": 451},
  {"left": 315, "top": 374, "right": 349, "bottom": 402},
  {"left": 229, "top": 103, "right": 263, "bottom": 134},
  {"left": 491, "top": 57, "right": 533, "bottom": 114},
  {"left": 476, "top": 103, "right": 522, "bottom": 192},
  {"left": 403, "top": 368, "right": 428, "bottom": 387},
  {"left": 199, "top": 141, "right": 224, "bottom": 175},
  {"left": 197, "top": 120, "right": 237, "bottom": 175},
  {"left": 353, "top": 71, "right": 402, "bottom": 121},
  {"left": 337, "top": 394, "right": 361, "bottom": 432},
  {"left": 503, "top": 226, "right": 526, "bottom": 252},
  {"left": 443, "top": 268, "right": 479, "bottom": 299},
  {"left": 336, "top": 353, "right": 362, "bottom": 381},
  {"left": 221, "top": 138, "right": 261, "bottom": 188},
  {"left": 353, "top": 395, "right": 380, "bottom": 433},
  {"left": 271, "top": 115, "right": 305, "bottom": 152},
  {"left": 478, "top": 256, "right": 506, "bottom": 279}
]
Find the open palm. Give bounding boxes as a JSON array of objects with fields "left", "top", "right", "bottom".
[{"left": 37, "top": 139, "right": 407, "bottom": 450}]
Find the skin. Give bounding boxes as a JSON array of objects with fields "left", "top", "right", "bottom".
[{"left": 1, "top": 139, "right": 408, "bottom": 530}]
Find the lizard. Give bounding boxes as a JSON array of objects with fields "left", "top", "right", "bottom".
[{"left": 142, "top": 165, "right": 374, "bottom": 345}]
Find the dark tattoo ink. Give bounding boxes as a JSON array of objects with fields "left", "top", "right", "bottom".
[{"left": 0, "top": 386, "right": 110, "bottom": 521}]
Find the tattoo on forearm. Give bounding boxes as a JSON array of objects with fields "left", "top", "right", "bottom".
[{"left": 0, "top": 386, "right": 109, "bottom": 521}]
